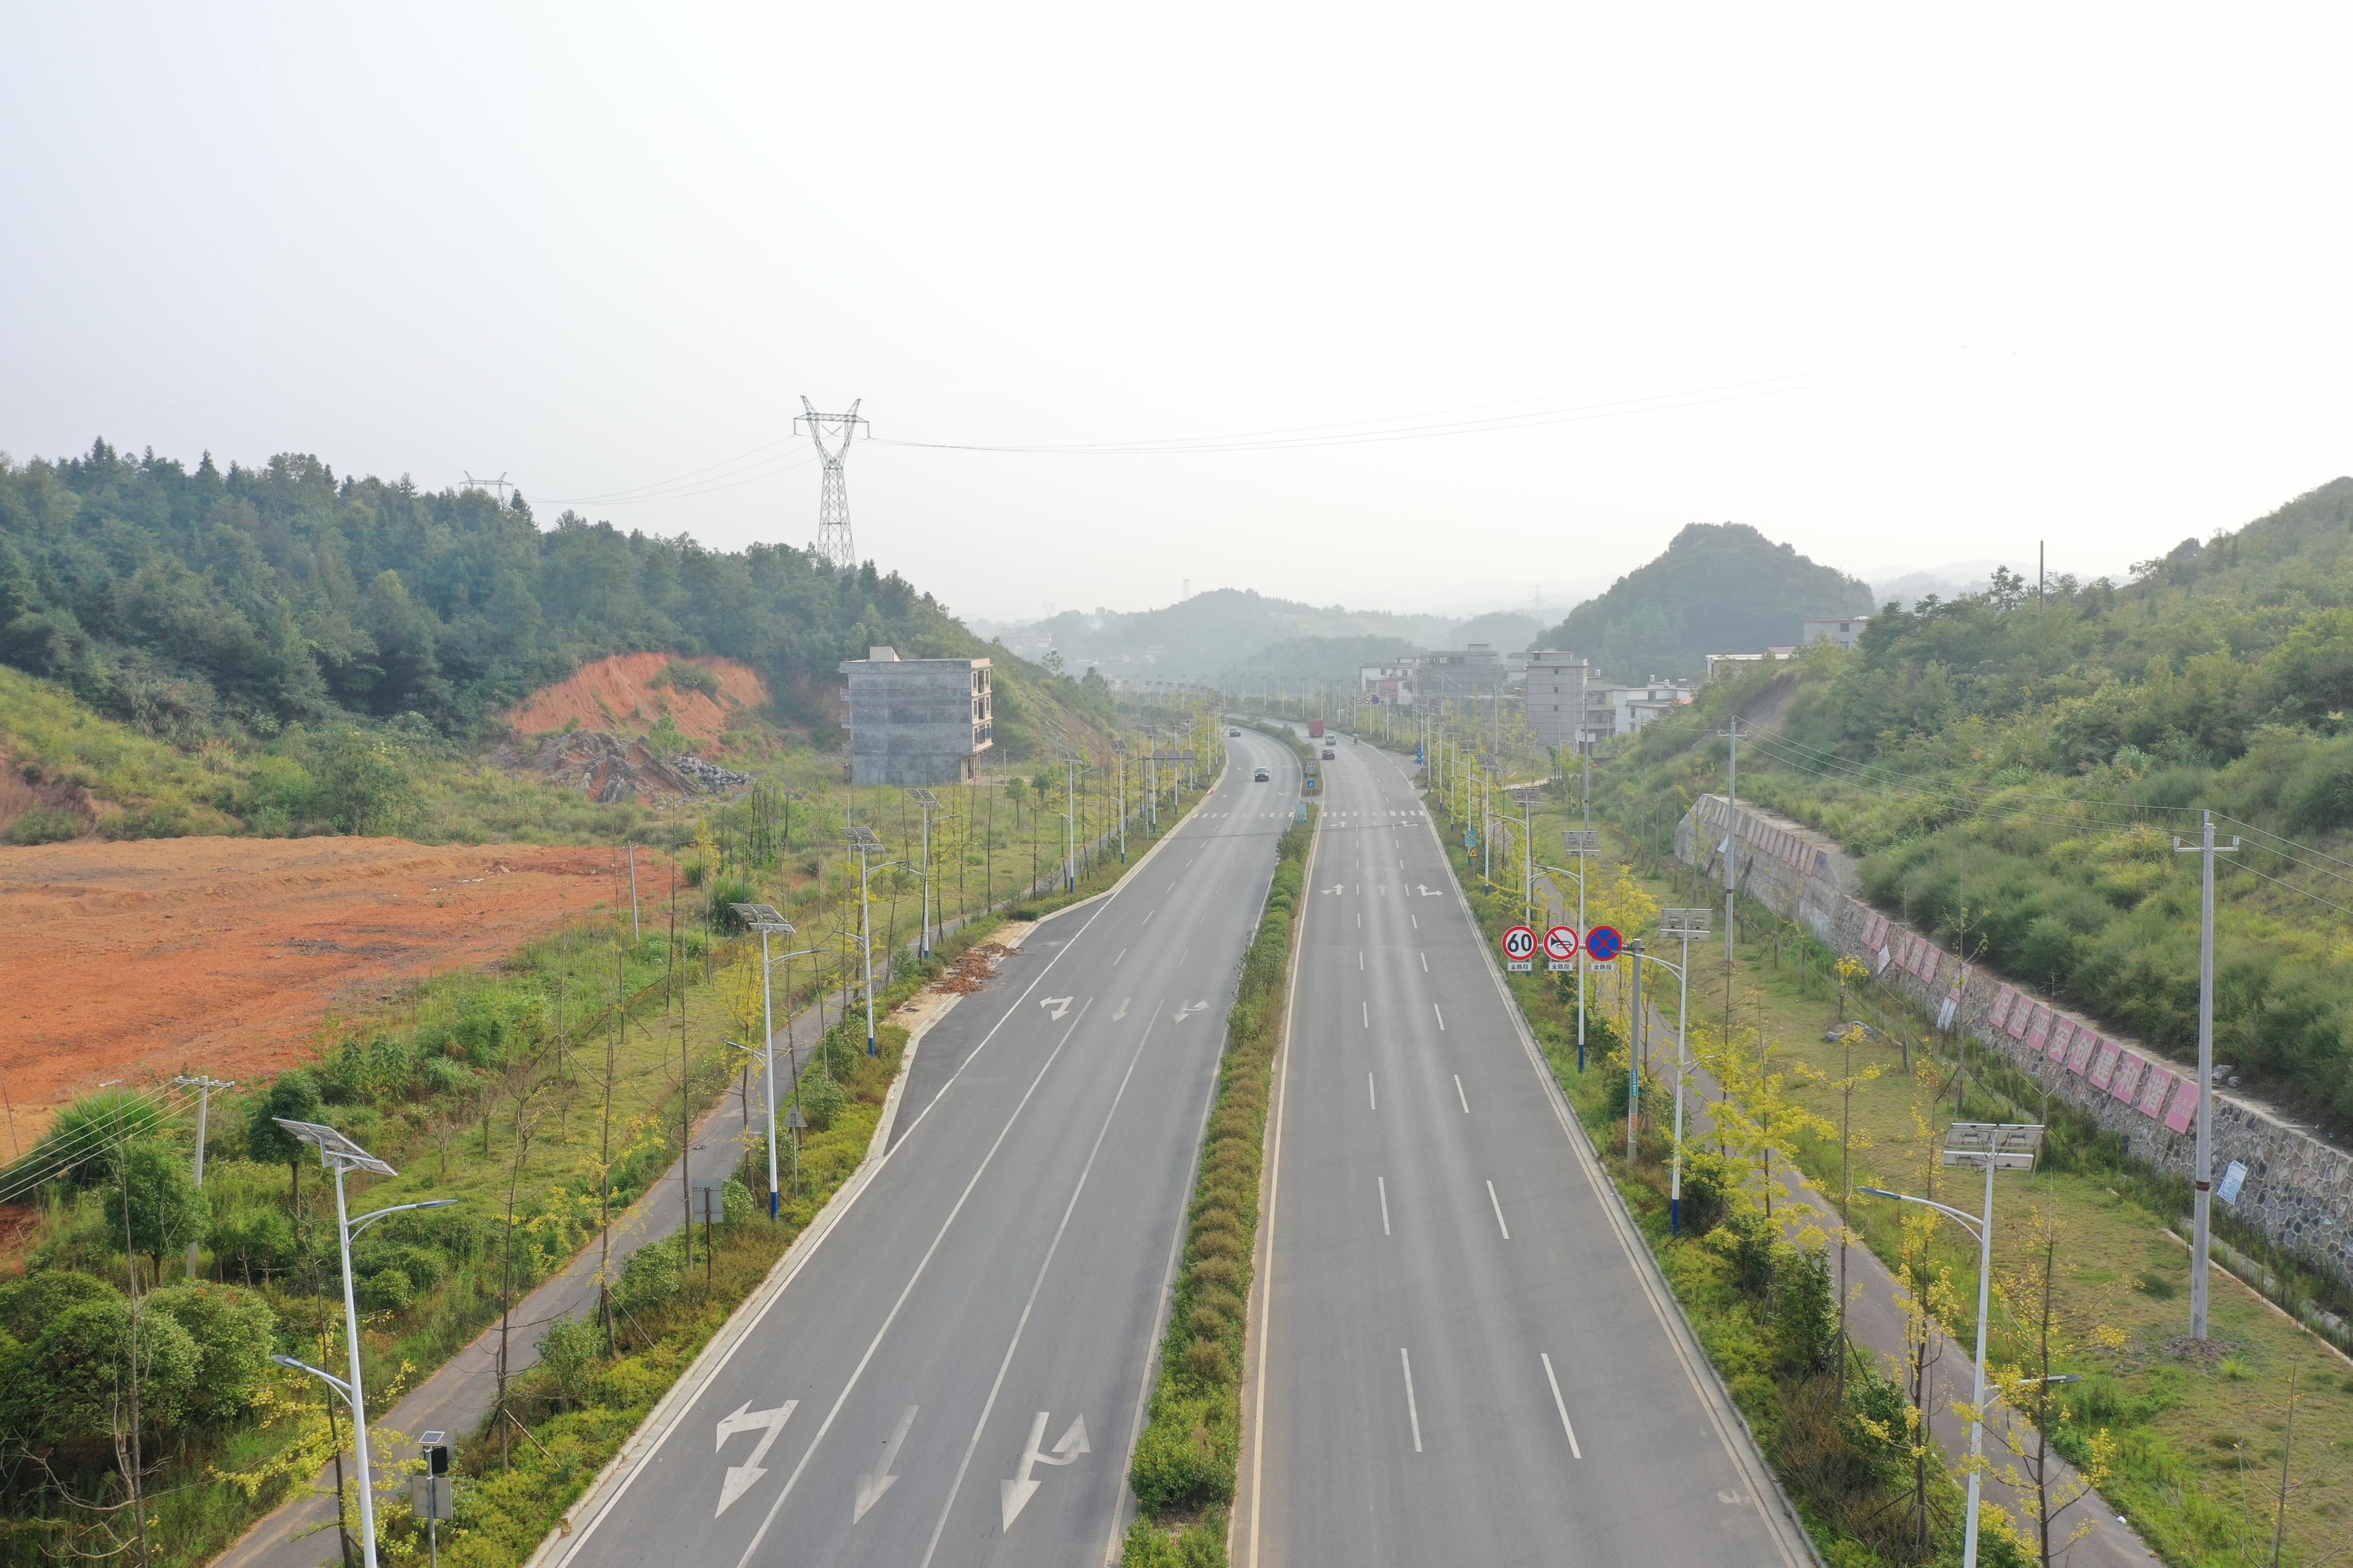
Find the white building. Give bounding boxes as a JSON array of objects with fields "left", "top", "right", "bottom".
[
  {"left": 1585, "top": 678, "right": 1694, "bottom": 736},
  {"left": 1801, "top": 616, "right": 1869, "bottom": 649}
]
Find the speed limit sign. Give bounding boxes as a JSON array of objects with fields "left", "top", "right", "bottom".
[
  {"left": 1502, "top": 925, "right": 1537, "bottom": 971},
  {"left": 1544, "top": 926, "right": 1578, "bottom": 970}
]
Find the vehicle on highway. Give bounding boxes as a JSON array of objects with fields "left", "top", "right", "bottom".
[
  {"left": 1321, "top": 747, "right": 1335, "bottom": 759},
  {"left": 1308, "top": 719, "right": 1325, "bottom": 738},
  {"left": 1254, "top": 768, "right": 1270, "bottom": 782},
  {"left": 1228, "top": 727, "right": 1241, "bottom": 736}
]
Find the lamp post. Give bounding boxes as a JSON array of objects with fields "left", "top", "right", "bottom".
[
  {"left": 1862, "top": 1120, "right": 2045, "bottom": 1568},
  {"left": 909, "top": 790, "right": 939, "bottom": 958},
  {"left": 728, "top": 905, "right": 819, "bottom": 1215},
  {"left": 842, "top": 826, "right": 886, "bottom": 1056},
  {"left": 1657, "top": 909, "right": 1710, "bottom": 1235},
  {"left": 1562, "top": 829, "right": 1600, "bottom": 1070},
  {"left": 172, "top": 1073, "right": 234, "bottom": 1278},
  {"left": 269, "top": 1120, "right": 454, "bottom": 1568}
]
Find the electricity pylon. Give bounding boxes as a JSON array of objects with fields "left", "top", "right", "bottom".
[{"left": 796, "top": 398, "right": 868, "bottom": 570}]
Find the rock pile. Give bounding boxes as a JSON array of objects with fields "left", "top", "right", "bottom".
[{"left": 669, "top": 753, "right": 755, "bottom": 793}]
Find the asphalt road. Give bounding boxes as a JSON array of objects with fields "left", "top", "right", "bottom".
[
  {"left": 546, "top": 730, "right": 1299, "bottom": 1568},
  {"left": 1242, "top": 735, "right": 1814, "bottom": 1568}
]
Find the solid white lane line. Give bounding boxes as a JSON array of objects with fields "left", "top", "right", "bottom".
[
  {"left": 1358, "top": 950, "right": 1364, "bottom": 969},
  {"left": 1454, "top": 1075, "right": 1469, "bottom": 1114},
  {"left": 725, "top": 1000, "right": 1098, "bottom": 1568},
  {"left": 1368, "top": 1072, "right": 1376, "bottom": 1110},
  {"left": 1115, "top": 948, "right": 1126, "bottom": 966},
  {"left": 1144, "top": 910, "right": 1155, "bottom": 925},
  {"left": 1378, "top": 1176, "right": 1391, "bottom": 1236},
  {"left": 916, "top": 1007, "right": 1159, "bottom": 1566},
  {"left": 1411, "top": 914, "right": 1418, "bottom": 929},
  {"left": 1487, "top": 1180, "right": 1511, "bottom": 1239},
  {"left": 1420, "top": 952, "right": 1428, "bottom": 972},
  {"left": 1362, "top": 1001, "right": 1369, "bottom": 1029},
  {"left": 1399, "top": 1349, "right": 1424, "bottom": 1453},
  {"left": 1434, "top": 1004, "right": 1445, "bottom": 1030},
  {"left": 1541, "top": 1354, "right": 1584, "bottom": 1459}
]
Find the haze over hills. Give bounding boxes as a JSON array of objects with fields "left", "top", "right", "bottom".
[
  {"left": 1535, "top": 522, "right": 1874, "bottom": 681},
  {"left": 984, "top": 588, "right": 1530, "bottom": 681}
]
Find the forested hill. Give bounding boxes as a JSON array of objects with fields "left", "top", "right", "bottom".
[
  {"left": 0, "top": 441, "right": 1019, "bottom": 743},
  {"left": 1599, "top": 477, "right": 2353, "bottom": 1133},
  {"left": 1536, "top": 522, "right": 1872, "bottom": 681}
]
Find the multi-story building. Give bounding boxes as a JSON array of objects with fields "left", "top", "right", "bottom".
[
  {"left": 1801, "top": 616, "right": 1869, "bottom": 649},
  {"left": 1358, "top": 660, "right": 1417, "bottom": 706},
  {"left": 838, "top": 646, "right": 994, "bottom": 785},
  {"left": 1415, "top": 643, "right": 1507, "bottom": 703},
  {"left": 1701, "top": 648, "right": 1797, "bottom": 685},
  {"left": 1584, "top": 678, "right": 1694, "bottom": 737},
  {"left": 1526, "top": 649, "right": 1589, "bottom": 748}
]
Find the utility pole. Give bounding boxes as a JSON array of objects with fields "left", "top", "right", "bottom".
[
  {"left": 1721, "top": 716, "right": 1739, "bottom": 967},
  {"left": 2174, "top": 810, "right": 2239, "bottom": 1339},
  {"left": 796, "top": 398, "right": 869, "bottom": 571},
  {"left": 173, "top": 1073, "right": 235, "bottom": 1278}
]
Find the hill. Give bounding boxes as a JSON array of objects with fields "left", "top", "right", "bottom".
[
  {"left": 1216, "top": 633, "right": 1429, "bottom": 690},
  {"left": 1535, "top": 522, "right": 1873, "bottom": 681},
  {"left": 0, "top": 441, "right": 1116, "bottom": 841},
  {"left": 1591, "top": 478, "right": 2353, "bottom": 1135}
]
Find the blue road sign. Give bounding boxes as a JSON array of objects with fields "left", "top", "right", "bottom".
[{"left": 1585, "top": 925, "right": 1623, "bottom": 963}]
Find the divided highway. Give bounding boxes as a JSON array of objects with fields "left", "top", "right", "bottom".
[
  {"left": 546, "top": 731, "right": 1299, "bottom": 1568},
  {"left": 1242, "top": 736, "right": 1812, "bottom": 1567}
]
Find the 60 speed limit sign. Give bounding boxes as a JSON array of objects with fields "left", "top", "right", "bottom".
[{"left": 1501, "top": 925, "right": 1537, "bottom": 972}]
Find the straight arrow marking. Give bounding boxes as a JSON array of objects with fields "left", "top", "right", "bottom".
[
  {"left": 854, "top": 1406, "right": 918, "bottom": 1523},
  {"left": 1112, "top": 997, "right": 1130, "bottom": 1022},
  {"left": 714, "top": 1399, "right": 798, "bottom": 1516}
]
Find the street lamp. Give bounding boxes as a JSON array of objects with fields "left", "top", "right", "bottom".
[
  {"left": 1658, "top": 909, "right": 1710, "bottom": 1236},
  {"left": 1862, "top": 1120, "right": 2046, "bottom": 1568},
  {"left": 839, "top": 828, "right": 919, "bottom": 1056},
  {"left": 1562, "top": 829, "right": 1601, "bottom": 1071},
  {"left": 909, "top": 790, "right": 939, "bottom": 958},
  {"left": 729, "top": 904, "right": 820, "bottom": 1216},
  {"left": 270, "top": 1119, "right": 454, "bottom": 1568}
]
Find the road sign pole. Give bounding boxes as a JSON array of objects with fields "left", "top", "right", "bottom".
[{"left": 1627, "top": 939, "right": 1644, "bottom": 1163}]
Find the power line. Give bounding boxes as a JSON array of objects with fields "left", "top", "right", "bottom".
[{"left": 877, "top": 315, "right": 2162, "bottom": 458}]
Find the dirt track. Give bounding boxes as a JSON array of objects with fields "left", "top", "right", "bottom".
[{"left": 0, "top": 836, "right": 635, "bottom": 1153}]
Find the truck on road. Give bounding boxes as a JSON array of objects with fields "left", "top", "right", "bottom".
[{"left": 1308, "top": 719, "right": 1325, "bottom": 738}]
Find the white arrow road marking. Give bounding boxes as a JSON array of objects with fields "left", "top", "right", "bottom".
[
  {"left": 854, "top": 1406, "right": 918, "bottom": 1522},
  {"left": 1112, "top": 997, "right": 1130, "bottom": 1022},
  {"left": 1323, "top": 884, "right": 1345, "bottom": 895},
  {"left": 714, "top": 1399, "right": 798, "bottom": 1516},
  {"left": 1172, "top": 999, "right": 1209, "bottom": 1022},
  {"left": 1415, "top": 885, "right": 1443, "bottom": 897},
  {"left": 1000, "top": 1412, "right": 1089, "bottom": 1530},
  {"left": 1040, "top": 996, "right": 1073, "bottom": 1020}
]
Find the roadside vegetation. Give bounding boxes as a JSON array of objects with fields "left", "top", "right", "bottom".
[{"left": 1123, "top": 812, "right": 1310, "bottom": 1566}]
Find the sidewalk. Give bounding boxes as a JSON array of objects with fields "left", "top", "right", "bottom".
[{"left": 1534, "top": 866, "right": 2156, "bottom": 1565}]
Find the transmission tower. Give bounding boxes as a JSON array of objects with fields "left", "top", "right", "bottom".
[{"left": 796, "top": 398, "right": 868, "bottom": 570}]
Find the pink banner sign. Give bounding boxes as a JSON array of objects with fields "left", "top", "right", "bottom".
[
  {"left": 2025, "top": 1007, "right": 2052, "bottom": 1053},
  {"left": 2110, "top": 1052, "right": 2146, "bottom": 1103},
  {"left": 2046, "top": 1018, "right": 2077, "bottom": 1061},
  {"left": 2164, "top": 1079, "right": 2199, "bottom": 1133},
  {"left": 2089, "top": 1041, "right": 2121, "bottom": 1090},
  {"left": 1989, "top": 987, "right": 2017, "bottom": 1031},
  {"left": 2008, "top": 1000, "right": 2036, "bottom": 1040},
  {"left": 2139, "top": 1066, "right": 2176, "bottom": 1119},
  {"left": 2067, "top": 1030, "right": 2099, "bottom": 1075}
]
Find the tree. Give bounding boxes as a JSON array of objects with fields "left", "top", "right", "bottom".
[
  {"left": 1985, "top": 1213, "right": 2119, "bottom": 1567},
  {"left": 1, "top": 1295, "right": 199, "bottom": 1448},
  {"left": 144, "top": 1282, "right": 276, "bottom": 1428},
  {"left": 246, "top": 1070, "right": 323, "bottom": 1205},
  {"left": 101, "top": 1141, "right": 209, "bottom": 1282}
]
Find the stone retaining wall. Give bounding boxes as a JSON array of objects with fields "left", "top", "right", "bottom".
[{"left": 1675, "top": 793, "right": 2353, "bottom": 1290}]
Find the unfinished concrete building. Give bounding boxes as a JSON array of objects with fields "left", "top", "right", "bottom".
[{"left": 839, "top": 646, "right": 994, "bottom": 785}]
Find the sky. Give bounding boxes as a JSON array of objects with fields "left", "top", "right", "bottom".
[{"left": 6, "top": 3, "right": 2351, "bottom": 625}]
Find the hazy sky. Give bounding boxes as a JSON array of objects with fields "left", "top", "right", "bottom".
[{"left": 7, "top": 4, "right": 2351, "bottom": 623}]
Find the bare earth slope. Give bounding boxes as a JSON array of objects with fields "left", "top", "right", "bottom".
[
  {"left": 504, "top": 652, "right": 768, "bottom": 745},
  {"left": 0, "top": 836, "right": 621, "bottom": 1148}
]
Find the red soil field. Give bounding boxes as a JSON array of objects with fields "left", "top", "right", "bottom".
[
  {"left": 504, "top": 652, "right": 768, "bottom": 746},
  {"left": 0, "top": 836, "right": 645, "bottom": 1156}
]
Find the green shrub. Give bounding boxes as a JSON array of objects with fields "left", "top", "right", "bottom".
[
  {"left": 614, "top": 1235, "right": 684, "bottom": 1317},
  {"left": 0, "top": 1269, "right": 118, "bottom": 1340},
  {"left": 534, "top": 1312, "right": 605, "bottom": 1409},
  {"left": 1129, "top": 1394, "right": 1234, "bottom": 1510},
  {"left": 364, "top": 1266, "right": 416, "bottom": 1313},
  {"left": 796, "top": 1070, "right": 848, "bottom": 1132},
  {"left": 207, "top": 1203, "right": 297, "bottom": 1282},
  {"left": 3, "top": 803, "right": 82, "bottom": 843},
  {"left": 100, "top": 1139, "right": 209, "bottom": 1273},
  {"left": 22, "top": 1087, "right": 168, "bottom": 1189},
  {"left": 3, "top": 1295, "right": 201, "bottom": 1446},
  {"left": 144, "top": 1282, "right": 275, "bottom": 1427}
]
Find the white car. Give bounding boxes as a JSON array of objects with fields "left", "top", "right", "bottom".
[{"left": 1254, "top": 769, "right": 1271, "bottom": 782}]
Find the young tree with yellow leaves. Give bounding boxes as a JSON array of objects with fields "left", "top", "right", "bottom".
[{"left": 1987, "top": 1212, "right": 2119, "bottom": 1568}]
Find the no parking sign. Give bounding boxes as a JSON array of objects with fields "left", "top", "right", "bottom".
[{"left": 1585, "top": 925, "right": 1622, "bottom": 964}]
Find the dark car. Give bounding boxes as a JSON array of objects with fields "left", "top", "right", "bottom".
[
  {"left": 1254, "top": 768, "right": 1270, "bottom": 782},
  {"left": 1228, "top": 728, "right": 1241, "bottom": 736},
  {"left": 1322, "top": 748, "right": 1335, "bottom": 759}
]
